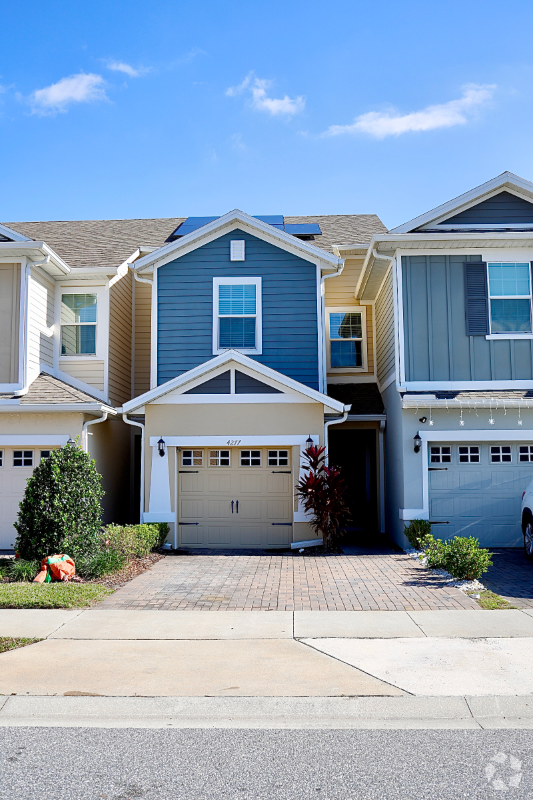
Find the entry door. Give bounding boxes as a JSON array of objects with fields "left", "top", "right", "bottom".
[
  {"left": 0, "top": 448, "right": 54, "bottom": 550},
  {"left": 177, "top": 447, "right": 293, "bottom": 548}
]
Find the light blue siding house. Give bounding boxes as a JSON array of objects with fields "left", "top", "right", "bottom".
[{"left": 349, "top": 172, "right": 533, "bottom": 549}]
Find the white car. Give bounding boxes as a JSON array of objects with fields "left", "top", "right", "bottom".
[{"left": 521, "top": 479, "right": 533, "bottom": 559}]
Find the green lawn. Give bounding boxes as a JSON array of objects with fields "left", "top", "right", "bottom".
[
  {"left": 0, "top": 637, "right": 42, "bottom": 653},
  {"left": 469, "top": 590, "right": 517, "bottom": 610},
  {"left": 0, "top": 582, "right": 112, "bottom": 608}
]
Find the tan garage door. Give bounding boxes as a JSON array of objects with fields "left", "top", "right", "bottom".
[
  {"left": 178, "top": 447, "right": 293, "bottom": 548},
  {"left": 0, "top": 448, "right": 55, "bottom": 550}
]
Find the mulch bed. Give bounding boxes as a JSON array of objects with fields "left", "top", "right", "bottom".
[{"left": 91, "top": 551, "right": 165, "bottom": 590}]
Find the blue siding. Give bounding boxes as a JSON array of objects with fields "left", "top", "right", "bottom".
[
  {"left": 402, "top": 254, "right": 533, "bottom": 382},
  {"left": 157, "top": 229, "right": 319, "bottom": 389},
  {"left": 442, "top": 191, "right": 533, "bottom": 225}
]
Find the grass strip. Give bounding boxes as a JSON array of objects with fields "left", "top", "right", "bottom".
[
  {"left": 0, "top": 583, "right": 112, "bottom": 609},
  {"left": 469, "top": 589, "right": 517, "bottom": 610},
  {"left": 0, "top": 637, "right": 42, "bottom": 653}
]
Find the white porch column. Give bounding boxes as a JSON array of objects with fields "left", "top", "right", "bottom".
[{"left": 145, "top": 441, "right": 172, "bottom": 522}]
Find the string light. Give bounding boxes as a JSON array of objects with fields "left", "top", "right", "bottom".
[
  {"left": 429, "top": 404, "right": 434, "bottom": 426},
  {"left": 489, "top": 400, "right": 495, "bottom": 426}
]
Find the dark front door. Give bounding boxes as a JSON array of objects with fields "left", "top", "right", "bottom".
[{"left": 328, "top": 428, "right": 378, "bottom": 543}]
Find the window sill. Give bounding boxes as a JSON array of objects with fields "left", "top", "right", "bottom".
[
  {"left": 328, "top": 367, "right": 368, "bottom": 372},
  {"left": 213, "top": 348, "right": 262, "bottom": 356},
  {"left": 59, "top": 354, "right": 99, "bottom": 359},
  {"left": 486, "top": 334, "right": 533, "bottom": 340}
]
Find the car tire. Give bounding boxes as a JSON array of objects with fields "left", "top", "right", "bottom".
[{"left": 524, "top": 514, "right": 533, "bottom": 560}]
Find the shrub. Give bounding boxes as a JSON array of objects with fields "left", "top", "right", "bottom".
[
  {"left": 14, "top": 441, "right": 104, "bottom": 561},
  {"left": 424, "top": 535, "right": 448, "bottom": 570},
  {"left": 404, "top": 519, "right": 433, "bottom": 550},
  {"left": 441, "top": 536, "right": 493, "bottom": 581},
  {"left": 75, "top": 550, "right": 126, "bottom": 580},
  {"left": 8, "top": 559, "right": 40, "bottom": 582},
  {"left": 157, "top": 523, "right": 170, "bottom": 548},
  {"left": 103, "top": 523, "right": 162, "bottom": 561}
]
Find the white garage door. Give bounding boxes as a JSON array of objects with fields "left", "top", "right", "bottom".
[
  {"left": 0, "top": 448, "right": 55, "bottom": 550},
  {"left": 178, "top": 447, "right": 293, "bottom": 548},
  {"left": 428, "top": 442, "right": 533, "bottom": 547}
]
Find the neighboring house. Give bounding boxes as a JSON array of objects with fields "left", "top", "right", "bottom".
[
  {"left": 357, "top": 171, "right": 533, "bottom": 548},
  {"left": 0, "top": 211, "right": 386, "bottom": 551}
]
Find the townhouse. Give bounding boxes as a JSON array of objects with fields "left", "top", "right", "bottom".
[{"left": 3, "top": 170, "right": 533, "bottom": 553}]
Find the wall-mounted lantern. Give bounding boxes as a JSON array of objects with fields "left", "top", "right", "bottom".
[
  {"left": 413, "top": 433, "right": 422, "bottom": 453},
  {"left": 66, "top": 437, "right": 75, "bottom": 447},
  {"left": 306, "top": 435, "right": 313, "bottom": 448},
  {"left": 157, "top": 437, "right": 166, "bottom": 458}
]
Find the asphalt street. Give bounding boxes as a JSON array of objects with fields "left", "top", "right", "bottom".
[{"left": 2, "top": 727, "right": 533, "bottom": 799}]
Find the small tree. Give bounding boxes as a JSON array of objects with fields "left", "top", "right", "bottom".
[
  {"left": 296, "top": 445, "right": 351, "bottom": 550},
  {"left": 13, "top": 440, "right": 104, "bottom": 560}
]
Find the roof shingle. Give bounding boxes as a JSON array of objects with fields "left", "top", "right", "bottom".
[{"left": 19, "top": 373, "right": 105, "bottom": 405}]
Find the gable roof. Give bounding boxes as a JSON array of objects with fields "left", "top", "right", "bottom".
[
  {"left": 2, "top": 214, "right": 386, "bottom": 271},
  {"left": 122, "top": 350, "right": 347, "bottom": 414},
  {"left": 390, "top": 172, "right": 533, "bottom": 234}
]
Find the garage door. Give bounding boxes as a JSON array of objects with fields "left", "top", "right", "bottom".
[
  {"left": 0, "top": 448, "right": 56, "bottom": 550},
  {"left": 178, "top": 447, "right": 293, "bottom": 548},
  {"left": 428, "top": 442, "right": 533, "bottom": 547}
]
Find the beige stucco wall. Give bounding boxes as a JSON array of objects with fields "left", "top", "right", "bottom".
[
  {"left": 0, "top": 412, "right": 85, "bottom": 436},
  {"left": 89, "top": 417, "right": 132, "bottom": 524}
]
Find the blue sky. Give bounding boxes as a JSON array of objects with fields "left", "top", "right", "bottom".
[{"left": 1, "top": 0, "right": 533, "bottom": 228}]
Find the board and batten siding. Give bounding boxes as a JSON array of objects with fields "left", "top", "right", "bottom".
[
  {"left": 375, "top": 267, "right": 395, "bottom": 386},
  {"left": 134, "top": 279, "right": 151, "bottom": 397},
  {"left": 27, "top": 269, "right": 54, "bottom": 375},
  {"left": 324, "top": 256, "right": 374, "bottom": 376},
  {"left": 402, "top": 254, "right": 533, "bottom": 382},
  {"left": 60, "top": 359, "right": 105, "bottom": 391},
  {"left": 108, "top": 269, "right": 133, "bottom": 405},
  {"left": 157, "top": 229, "right": 320, "bottom": 389}
]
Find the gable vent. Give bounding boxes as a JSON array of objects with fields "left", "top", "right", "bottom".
[{"left": 230, "top": 240, "right": 245, "bottom": 261}]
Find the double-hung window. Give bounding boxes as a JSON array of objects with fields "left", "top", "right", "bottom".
[
  {"left": 327, "top": 307, "right": 366, "bottom": 370},
  {"left": 488, "top": 263, "right": 532, "bottom": 334},
  {"left": 213, "top": 278, "right": 262, "bottom": 354},
  {"left": 61, "top": 294, "right": 97, "bottom": 355}
]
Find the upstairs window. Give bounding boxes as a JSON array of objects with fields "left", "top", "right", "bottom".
[
  {"left": 213, "top": 278, "right": 262, "bottom": 354},
  {"left": 61, "top": 294, "right": 97, "bottom": 355},
  {"left": 327, "top": 307, "right": 366, "bottom": 370},
  {"left": 488, "top": 263, "right": 532, "bottom": 333}
]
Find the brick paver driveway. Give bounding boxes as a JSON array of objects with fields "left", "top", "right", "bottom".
[
  {"left": 483, "top": 548, "right": 533, "bottom": 608},
  {"left": 97, "top": 546, "right": 478, "bottom": 611}
]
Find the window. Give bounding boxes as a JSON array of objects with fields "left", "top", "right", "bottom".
[
  {"left": 488, "top": 263, "right": 532, "bottom": 333},
  {"left": 209, "top": 449, "right": 230, "bottom": 467},
  {"left": 327, "top": 307, "right": 366, "bottom": 369},
  {"left": 491, "top": 446, "right": 512, "bottom": 463},
  {"left": 459, "top": 446, "right": 480, "bottom": 463},
  {"left": 240, "top": 450, "right": 261, "bottom": 466},
  {"left": 213, "top": 278, "right": 261, "bottom": 354},
  {"left": 61, "top": 294, "right": 97, "bottom": 355},
  {"left": 13, "top": 450, "right": 33, "bottom": 467},
  {"left": 268, "top": 450, "right": 289, "bottom": 467},
  {"left": 182, "top": 450, "right": 203, "bottom": 467},
  {"left": 519, "top": 446, "right": 533, "bottom": 462},
  {"left": 230, "top": 240, "right": 245, "bottom": 261},
  {"left": 40, "top": 450, "right": 51, "bottom": 462},
  {"left": 430, "top": 446, "right": 451, "bottom": 464}
]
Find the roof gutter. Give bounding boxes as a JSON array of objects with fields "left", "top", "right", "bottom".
[{"left": 324, "top": 405, "right": 350, "bottom": 465}]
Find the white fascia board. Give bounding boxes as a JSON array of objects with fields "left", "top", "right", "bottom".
[
  {"left": 0, "top": 241, "right": 71, "bottom": 276},
  {"left": 133, "top": 210, "right": 342, "bottom": 273},
  {"left": 122, "top": 350, "right": 346, "bottom": 414},
  {"left": 0, "top": 223, "right": 32, "bottom": 242},
  {"left": 389, "top": 172, "right": 533, "bottom": 234},
  {"left": 0, "top": 435, "right": 70, "bottom": 445},
  {"left": 403, "top": 397, "right": 533, "bottom": 409},
  {"left": 0, "top": 403, "right": 116, "bottom": 414}
]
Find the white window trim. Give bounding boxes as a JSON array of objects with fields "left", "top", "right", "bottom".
[
  {"left": 55, "top": 284, "right": 108, "bottom": 362},
  {"left": 212, "top": 277, "right": 262, "bottom": 355},
  {"left": 326, "top": 306, "right": 368, "bottom": 372},
  {"left": 487, "top": 261, "right": 533, "bottom": 337}
]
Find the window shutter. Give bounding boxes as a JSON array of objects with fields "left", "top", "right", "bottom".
[{"left": 464, "top": 261, "right": 488, "bottom": 335}]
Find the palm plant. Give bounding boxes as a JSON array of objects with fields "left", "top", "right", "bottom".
[{"left": 296, "top": 445, "right": 351, "bottom": 550}]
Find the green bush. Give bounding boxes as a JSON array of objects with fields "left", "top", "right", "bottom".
[
  {"left": 103, "top": 523, "right": 162, "bottom": 561},
  {"left": 8, "top": 559, "right": 40, "bottom": 582},
  {"left": 14, "top": 441, "right": 104, "bottom": 561},
  {"left": 441, "top": 536, "right": 493, "bottom": 581},
  {"left": 75, "top": 550, "right": 126, "bottom": 580},
  {"left": 157, "top": 523, "right": 170, "bottom": 548},
  {"left": 404, "top": 519, "right": 433, "bottom": 550},
  {"left": 424, "top": 535, "right": 448, "bottom": 570}
]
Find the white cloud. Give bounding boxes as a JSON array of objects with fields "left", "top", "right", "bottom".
[
  {"left": 323, "top": 84, "right": 496, "bottom": 139},
  {"left": 226, "top": 72, "right": 305, "bottom": 116},
  {"left": 106, "top": 61, "right": 150, "bottom": 78},
  {"left": 30, "top": 73, "right": 106, "bottom": 114}
]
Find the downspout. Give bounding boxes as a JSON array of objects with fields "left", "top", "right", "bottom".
[
  {"left": 323, "top": 404, "right": 351, "bottom": 465},
  {"left": 320, "top": 260, "right": 345, "bottom": 394},
  {"left": 123, "top": 413, "right": 145, "bottom": 524},
  {"left": 82, "top": 411, "right": 108, "bottom": 453}
]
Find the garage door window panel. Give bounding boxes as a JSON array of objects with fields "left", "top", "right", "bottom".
[
  {"left": 430, "top": 446, "right": 451, "bottom": 464},
  {"left": 13, "top": 451, "right": 33, "bottom": 467},
  {"left": 209, "top": 450, "right": 230, "bottom": 467},
  {"left": 459, "top": 446, "right": 480, "bottom": 463},
  {"left": 240, "top": 450, "right": 261, "bottom": 467},
  {"left": 519, "top": 446, "right": 533, "bottom": 462},
  {"left": 488, "top": 263, "right": 532, "bottom": 333},
  {"left": 182, "top": 450, "right": 203, "bottom": 467},
  {"left": 268, "top": 450, "right": 289, "bottom": 467},
  {"left": 0, "top": 451, "right": 3, "bottom": 467},
  {"left": 491, "top": 446, "right": 512, "bottom": 463}
]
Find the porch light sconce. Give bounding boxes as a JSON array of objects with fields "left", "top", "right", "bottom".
[
  {"left": 157, "top": 437, "right": 166, "bottom": 458},
  {"left": 306, "top": 435, "right": 313, "bottom": 448},
  {"left": 413, "top": 434, "right": 422, "bottom": 453},
  {"left": 66, "top": 437, "right": 75, "bottom": 447}
]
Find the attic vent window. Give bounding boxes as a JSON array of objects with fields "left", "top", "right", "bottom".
[{"left": 230, "top": 240, "right": 245, "bottom": 261}]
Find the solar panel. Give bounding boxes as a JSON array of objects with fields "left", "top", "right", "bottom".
[
  {"left": 167, "top": 216, "right": 322, "bottom": 242},
  {"left": 254, "top": 215, "right": 284, "bottom": 228},
  {"left": 284, "top": 223, "right": 322, "bottom": 235}
]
